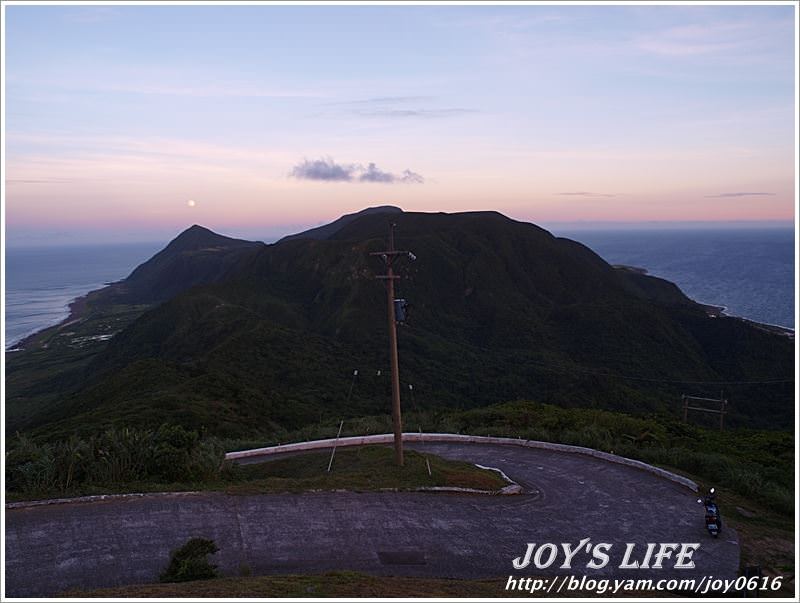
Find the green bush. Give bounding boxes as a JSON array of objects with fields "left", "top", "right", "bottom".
[
  {"left": 159, "top": 538, "right": 219, "bottom": 583},
  {"left": 5, "top": 424, "right": 224, "bottom": 497},
  {"left": 5, "top": 434, "right": 57, "bottom": 493}
]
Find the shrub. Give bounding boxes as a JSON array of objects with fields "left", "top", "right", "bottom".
[
  {"left": 5, "top": 434, "right": 57, "bottom": 494},
  {"left": 5, "top": 424, "right": 225, "bottom": 496},
  {"left": 159, "top": 537, "right": 219, "bottom": 583}
]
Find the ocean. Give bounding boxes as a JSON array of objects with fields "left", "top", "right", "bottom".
[
  {"left": 4, "top": 242, "right": 161, "bottom": 349},
  {"left": 556, "top": 227, "right": 795, "bottom": 330},
  {"left": 3, "top": 228, "right": 795, "bottom": 350}
]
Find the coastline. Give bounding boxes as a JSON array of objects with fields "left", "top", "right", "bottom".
[
  {"left": 5, "top": 241, "right": 158, "bottom": 352},
  {"left": 8, "top": 284, "right": 113, "bottom": 352},
  {"left": 728, "top": 315, "right": 795, "bottom": 338},
  {"left": 5, "top": 291, "right": 88, "bottom": 351},
  {"left": 685, "top": 296, "right": 794, "bottom": 337},
  {"left": 7, "top": 263, "right": 795, "bottom": 353},
  {"left": 614, "top": 264, "right": 795, "bottom": 337}
]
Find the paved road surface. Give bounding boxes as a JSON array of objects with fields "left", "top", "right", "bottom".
[{"left": 5, "top": 442, "right": 739, "bottom": 597}]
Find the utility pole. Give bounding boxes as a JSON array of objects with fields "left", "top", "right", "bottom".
[{"left": 370, "top": 222, "right": 414, "bottom": 466}]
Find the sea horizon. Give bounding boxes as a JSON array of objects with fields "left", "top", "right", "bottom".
[{"left": 5, "top": 218, "right": 796, "bottom": 250}]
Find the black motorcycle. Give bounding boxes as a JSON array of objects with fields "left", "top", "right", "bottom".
[{"left": 697, "top": 487, "right": 722, "bottom": 537}]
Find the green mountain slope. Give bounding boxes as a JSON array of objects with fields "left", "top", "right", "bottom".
[
  {"left": 8, "top": 211, "right": 794, "bottom": 440},
  {"left": 101, "top": 224, "right": 265, "bottom": 304},
  {"left": 5, "top": 226, "right": 264, "bottom": 433}
]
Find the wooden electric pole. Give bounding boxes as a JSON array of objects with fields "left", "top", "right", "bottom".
[{"left": 370, "top": 222, "right": 414, "bottom": 466}]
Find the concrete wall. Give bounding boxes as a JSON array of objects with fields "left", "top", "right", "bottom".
[{"left": 225, "top": 432, "right": 698, "bottom": 492}]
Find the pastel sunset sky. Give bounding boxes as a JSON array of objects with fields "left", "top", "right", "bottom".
[{"left": 4, "top": 3, "right": 796, "bottom": 245}]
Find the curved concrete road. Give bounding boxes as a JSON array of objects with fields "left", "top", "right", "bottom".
[{"left": 5, "top": 442, "right": 738, "bottom": 597}]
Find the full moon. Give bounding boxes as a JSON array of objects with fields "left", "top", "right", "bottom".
[{"left": 187, "top": 200, "right": 196, "bottom": 207}]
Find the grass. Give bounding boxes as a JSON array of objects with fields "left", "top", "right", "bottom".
[
  {"left": 62, "top": 570, "right": 665, "bottom": 598},
  {"left": 60, "top": 572, "right": 515, "bottom": 598},
  {"left": 6, "top": 445, "right": 507, "bottom": 502},
  {"left": 224, "top": 445, "right": 507, "bottom": 494}
]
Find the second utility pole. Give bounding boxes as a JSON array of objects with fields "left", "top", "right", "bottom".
[{"left": 370, "top": 222, "right": 412, "bottom": 466}]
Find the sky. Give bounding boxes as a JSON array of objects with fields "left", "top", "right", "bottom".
[{"left": 3, "top": 3, "right": 797, "bottom": 246}]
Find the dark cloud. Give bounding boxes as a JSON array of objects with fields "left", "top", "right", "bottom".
[
  {"left": 359, "top": 163, "right": 396, "bottom": 183},
  {"left": 291, "top": 157, "right": 355, "bottom": 181},
  {"left": 557, "top": 191, "right": 616, "bottom": 198},
  {"left": 704, "top": 192, "right": 775, "bottom": 198},
  {"left": 291, "top": 158, "right": 424, "bottom": 184}
]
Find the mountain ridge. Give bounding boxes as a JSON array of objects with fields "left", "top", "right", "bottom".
[
  {"left": 6, "top": 209, "right": 794, "bottom": 440},
  {"left": 279, "top": 205, "right": 403, "bottom": 242}
]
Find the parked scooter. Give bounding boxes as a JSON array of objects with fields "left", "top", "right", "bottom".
[{"left": 697, "top": 487, "right": 722, "bottom": 537}]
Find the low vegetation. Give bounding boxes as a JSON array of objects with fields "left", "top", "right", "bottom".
[
  {"left": 5, "top": 424, "right": 223, "bottom": 499},
  {"left": 8, "top": 400, "right": 791, "bottom": 516},
  {"left": 226, "top": 445, "right": 507, "bottom": 493},
  {"left": 5, "top": 301, "right": 150, "bottom": 434},
  {"left": 160, "top": 538, "right": 219, "bottom": 583},
  {"left": 5, "top": 429, "right": 505, "bottom": 501},
  {"left": 65, "top": 570, "right": 681, "bottom": 598},
  {"left": 65, "top": 571, "right": 520, "bottom": 598}
]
